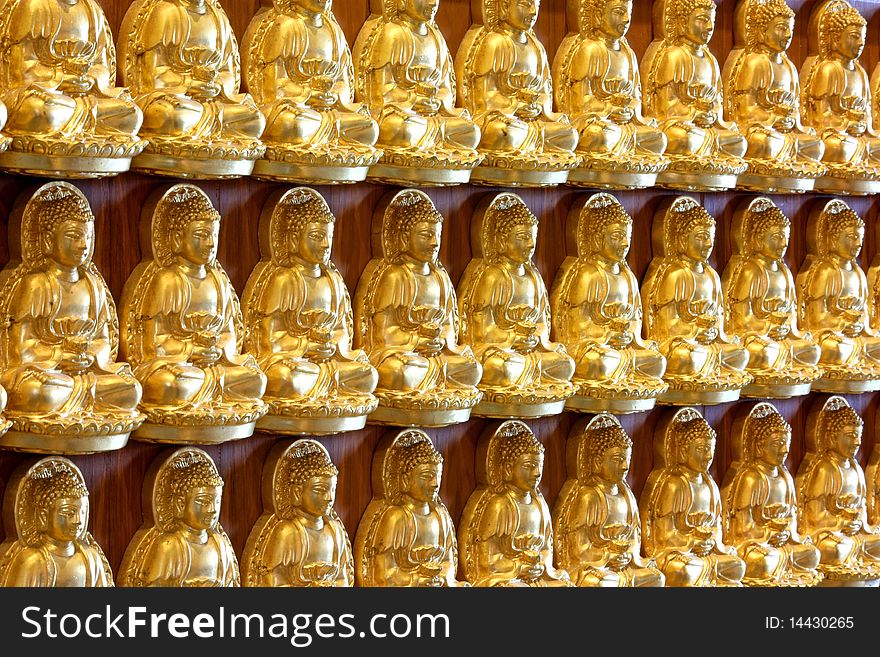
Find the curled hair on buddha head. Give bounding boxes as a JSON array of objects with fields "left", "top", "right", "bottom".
[
  {"left": 817, "top": 400, "right": 863, "bottom": 452},
  {"left": 15, "top": 458, "right": 91, "bottom": 547},
  {"left": 664, "top": 0, "right": 716, "bottom": 40},
  {"left": 744, "top": 0, "right": 794, "bottom": 49},
  {"left": 482, "top": 193, "right": 538, "bottom": 262},
  {"left": 270, "top": 188, "right": 335, "bottom": 266},
  {"left": 153, "top": 448, "right": 224, "bottom": 531},
  {"left": 743, "top": 200, "right": 789, "bottom": 257},
  {"left": 817, "top": 0, "right": 866, "bottom": 57},
  {"left": 486, "top": 421, "right": 545, "bottom": 492},
  {"left": 383, "top": 430, "right": 444, "bottom": 504},
  {"left": 816, "top": 201, "right": 864, "bottom": 258},
  {"left": 578, "top": 193, "right": 632, "bottom": 258},
  {"left": 744, "top": 403, "right": 791, "bottom": 460},
  {"left": 381, "top": 189, "right": 444, "bottom": 263}
]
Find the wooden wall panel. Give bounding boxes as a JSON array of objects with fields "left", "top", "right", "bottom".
[{"left": 0, "top": 0, "right": 878, "bottom": 578}]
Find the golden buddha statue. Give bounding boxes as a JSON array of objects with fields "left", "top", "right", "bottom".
[
  {"left": 0, "top": 457, "right": 112, "bottom": 587},
  {"left": 795, "top": 396, "right": 880, "bottom": 585},
  {"left": 798, "top": 199, "right": 880, "bottom": 393},
  {"left": 551, "top": 193, "right": 667, "bottom": 414},
  {"left": 552, "top": 0, "right": 668, "bottom": 188},
  {"left": 119, "top": 447, "right": 239, "bottom": 587},
  {"left": 640, "top": 408, "right": 745, "bottom": 587},
  {"left": 0, "top": 182, "right": 144, "bottom": 454},
  {"left": 353, "top": 189, "right": 482, "bottom": 427},
  {"left": 868, "top": 442, "right": 880, "bottom": 526},
  {"left": 721, "top": 403, "right": 822, "bottom": 587},
  {"left": 243, "top": 439, "right": 353, "bottom": 587},
  {"left": 721, "top": 197, "right": 820, "bottom": 399},
  {"left": 455, "top": 0, "right": 580, "bottom": 186},
  {"left": 723, "top": 0, "right": 825, "bottom": 193},
  {"left": 458, "top": 193, "right": 574, "bottom": 418},
  {"left": 354, "top": 429, "right": 466, "bottom": 587},
  {"left": 242, "top": 188, "right": 377, "bottom": 435},
  {"left": 119, "top": 184, "right": 268, "bottom": 444},
  {"left": 800, "top": 0, "right": 880, "bottom": 194},
  {"left": 641, "top": 197, "right": 751, "bottom": 405},
  {"left": 242, "top": 0, "right": 381, "bottom": 183},
  {"left": 351, "top": 0, "right": 482, "bottom": 185},
  {"left": 119, "top": 0, "right": 266, "bottom": 178},
  {"left": 459, "top": 420, "right": 573, "bottom": 586},
  {"left": 640, "top": 0, "right": 747, "bottom": 191},
  {"left": 553, "top": 414, "right": 664, "bottom": 587},
  {"left": 0, "top": 0, "right": 145, "bottom": 178}
]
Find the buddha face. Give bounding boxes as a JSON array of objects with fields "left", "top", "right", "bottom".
[
  {"left": 505, "top": 450, "right": 543, "bottom": 491},
  {"left": 599, "top": 0, "right": 632, "bottom": 40},
  {"left": 681, "top": 434, "right": 714, "bottom": 472},
  {"left": 504, "top": 0, "right": 539, "bottom": 32},
  {"left": 595, "top": 445, "right": 631, "bottom": 484},
  {"left": 178, "top": 485, "right": 222, "bottom": 531},
  {"left": 46, "top": 219, "right": 93, "bottom": 269},
  {"left": 682, "top": 223, "right": 714, "bottom": 262},
  {"left": 399, "top": 0, "right": 438, "bottom": 23},
  {"left": 293, "top": 0, "right": 331, "bottom": 13},
  {"left": 684, "top": 4, "right": 715, "bottom": 46},
  {"left": 403, "top": 220, "right": 441, "bottom": 263},
  {"left": 402, "top": 462, "right": 442, "bottom": 503},
  {"left": 830, "top": 423, "right": 862, "bottom": 460},
  {"left": 761, "top": 15, "right": 794, "bottom": 53},
  {"left": 834, "top": 23, "right": 866, "bottom": 61},
  {"left": 756, "top": 223, "right": 789, "bottom": 261},
  {"left": 597, "top": 220, "right": 631, "bottom": 262},
  {"left": 499, "top": 222, "right": 537, "bottom": 264},
  {"left": 177, "top": 218, "right": 219, "bottom": 266},
  {"left": 291, "top": 220, "right": 333, "bottom": 266},
  {"left": 756, "top": 429, "right": 790, "bottom": 468},
  {"left": 296, "top": 474, "right": 337, "bottom": 518},
  {"left": 830, "top": 224, "right": 863, "bottom": 260},
  {"left": 41, "top": 496, "right": 88, "bottom": 543}
]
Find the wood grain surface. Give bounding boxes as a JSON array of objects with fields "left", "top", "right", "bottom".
[{"left": 0, "top": 0, "right": 878, "bottom": 578}]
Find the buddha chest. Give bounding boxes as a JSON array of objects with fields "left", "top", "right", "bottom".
[
  {"left": 411, "top": 507, "right": 442, "bottom": 550},
  {"left": 411, "top": 268, "right": 443, "bottom": 310},
  {"left": 409, "top": 31, "right": 442, "bottom": 74},
  {"left": 299, "top": 21, "right": 336, "bottom": 68},
  {"left": 603, "top": 489, "right": 632, "bottom": 525},
  {"left": 764, "top": 473, "right": 790, "bottom": 506},
  {"left": 52, "top": 550, "right": 89, "bottom": 586},
  {"left": 299, "top": 270, "right": 335, "bottom": 315},
  {"left": 686, "top": 474, "right": 714, "bottom": 515},
  {"left": 767, "top": 58, "right": 795, "bottom": 92},
  {"left": 507, "top": 269, "right": 539, "bottom": 309},
  {"left": 55, "top": 277, "right": 93, "bottom": 323},
  {"left": 513, "top": 495, "right": 544, "bottom": 538},
  {"left": 184, "top": 272, "right": 221, "bottom": 316},
  {"left": 302, "top": 522, "right": 338, "bottom": 564},
  {"left": 56, "top": 1, "right": 94, "bottom": 45},
  {"left": 689, "top": 51, "right": 716, "bottom": 91},
  {"left": 184, "top": 535, "right": 222, "bottom": 585},
  {"left": 183, "top": 9, "right": 222, "bottom": 52},
  {"left": 509, "top": 37, "right": 540, "bottom": 80}
]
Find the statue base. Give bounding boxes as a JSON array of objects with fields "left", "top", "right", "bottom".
[
  {"left": 0, "top": 428, "right": 129, "bottom": 455},
  {"left": 131, "top": 421, "right": 257, "bottom": 444},
  {"left": 131, "top": 152, "right": 257, "bottom": 179},
  {"left": 659, "top": 387, "right": 742, "bottom": 405},
  {"left": 811, "top": 377, "right": 880, "bottom": 394},
  {"left": 368, "top": 162, "right": 472, "bottom": 186},
  {"left": 471, "top": 399, "right": 566, "bottom": 419},
  {"left": 368, "top": 405, "right": 472, "bottom": 428},
  {"left": 0, "top": 151, "right": 134, "bottom": 178},
  {"left": 736, "top": 173, "right": 815, "bottom": 194},
  {"left": 814, "top": 169, "right": 880, "bottom": 196},
  {"left": 566, "top": 167, "right": 658, "bottom": 190},
  {"left": 657, "top": 170, "right": 738, "bottom": 192},
  {"left": 565, "top": 395, "right": 657, "bottom": 414},
  {"left": 257, "top": 413, "right": 368, "bottom": 435},
  {"left": 470, "top": 165, "right": 569, "bottom": 187},
  {"left": 741, "top": 381, "right": 813, "bottom": 399},
  {"left": 252, "top": 159, "right": 370, "bottom": 184}
]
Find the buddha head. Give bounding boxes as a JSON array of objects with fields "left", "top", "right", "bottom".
[
  {"left": 673, "top": 203, "right": 715, "bottom": 262},
  {"left": 819, "top": 402, "right": 863, "bottom": 461},
  {"left": 34, "top": 468, "right": 90, "bottom": 545},
  {"left": 384, "top": 190, "right": 443, "bottom": 265},
  {"left": 745, "top": 406, "right": 791, "bottom": 469},
  {"left": 579, "top": 194, "right": 632, "bottom": 263},
  {"left": 283, "top": 0, "right": 331, "bottom": 15},
  {"left": 162, "top": 187, "right": 221, "bottom": 268},
  {"left": 169, "top": 455, "right": 224, "bottom": 532},
  {"left": 818, "top": 204, "right": 864, "bottom": 261},
  {"left": 31, "top": 185, "right": 95, "bottom": 270},
  {"left": 584, "top": 422, "right": 633, "bottom": 484},
  {"left": 393, "top": 0, "right": 439, "bottom": 23},
  {"left": 590, "top": 0, "right": 632, "bottom": 40},
  {"left": 819, "top": 1, "right": 866, "bottom": 60},
  {"left": 671, "top": 413, "right": 716, "bottom": 472},
  {"left": 286, "top": 441, "right": 339, "bottom": 519},
  {"left": 486, "top": 194, "right": 538, "bottom": 265},
  {"left": 667, "top": 0, "right": 716, "bottom": 46},
  {"left": 273, "top": 188, "right": 335, "bottom": 268},
  {"left": 744, "top": 0, "right": 794, "bottom": 53},
  {"left": 745, "top": 202, "right": 790, "bottom": 261},
  {"left": 497, "top": 422, "right": 545, "bottom": 493},
  {"left": 398, "top": 437, "right": 444, "bottom": 505},
  {"left": 486, "top": 0, "right": 539, "bottom": 31}
]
